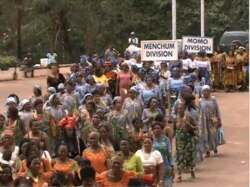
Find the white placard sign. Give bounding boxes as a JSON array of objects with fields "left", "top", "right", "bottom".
[
  {"left": 141, "top": 40, "right": 178, "bottom": 61},
  {"left": 182, "top": 36, "right": 214, "bottom": 54}
]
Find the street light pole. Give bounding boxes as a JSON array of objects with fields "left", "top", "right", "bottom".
[
  {"left": 16, "top": 0, "right": 24, "bottom": 60},
  {"left": 201, "top": 0, "right": 205, "bottom": 37},
  {"left": 172, "top": 0, "right": 176, "bottom": 40}
]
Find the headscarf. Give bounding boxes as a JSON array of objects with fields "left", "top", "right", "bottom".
[
  {"left": 81, "top": 93, "right": 93, "bottom": 104},
  {"left": 85, "top": 75, "right": 95, "bottom": 84},
  {"left": 59, "top": 116, "right": 77, "bottom": 129},
  {"left": 48, "top": 87, "right": 56, "bottom": 94},
  {"left": 58, "top": 83, "right": 65, "bottom": 90},
  {"left": 138, "top": 67, "right": 146, "bottom": 75},
  {"left": 202, "top": 85, "right": 211, "bottom": 92},
  {"left": 113, "top": 96, "right": 122, "bottom": 103},
  {"left": 5, "top": 97, "right": 17, "bottom": 107},
  {"left": 129, "top": 86, "right": 139, "bottom": 95},
  {"left": 19, "top": 99, "right": 30, "bottom": 111},
  {"left": 48, "top": 94, "right": 57, "bottom": 105}
]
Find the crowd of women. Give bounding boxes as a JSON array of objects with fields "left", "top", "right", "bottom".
[{"left": 0, "top": 43, "right": 248, "bottom": 187}]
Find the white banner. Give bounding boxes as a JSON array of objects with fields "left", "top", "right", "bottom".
[
  {"left": 182, "top": 36, "right": 214, "bottom": 54},
  {"left": 141, "top": 40, "right": 178, "bottom": 61}
]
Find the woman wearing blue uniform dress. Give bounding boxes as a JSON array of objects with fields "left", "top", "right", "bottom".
[
  {"left": 140, "top": 75, "right": 161, "bottom": 108},
  {"left": 167, "top": 67, "right": 184, "bottom": 122},
  {"left": 152, "top": 121, "right": 174, "bottom": 187}
]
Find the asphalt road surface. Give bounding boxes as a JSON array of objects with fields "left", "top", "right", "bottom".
[{"left": 0, "top": 68, "right": 248, "bottom": 187}]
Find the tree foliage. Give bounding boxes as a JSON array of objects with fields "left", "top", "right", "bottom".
[{"left": 0, "top": 0, "right": 248, "bottom": 63}]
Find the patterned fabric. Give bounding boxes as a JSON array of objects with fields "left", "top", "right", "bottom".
[
  {"left": 153, "top": 136, "right": 173, "bottom": 184},
  {"left": 224, "top": 56, "right": 237, "bottom": 87},
  {"left": 198, "top": 96, "right": 220, "bottom": 153},
  {"left": 123, "top": 97, "right": 144, "bottom": 123},
  {"left": 175, "top": 116, "right": 196, "bottom": 171},
  {"left": 168, "top": 78, "right": 184, "bottom": 107}
]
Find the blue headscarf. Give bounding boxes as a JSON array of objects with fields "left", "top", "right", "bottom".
[
  {"left": 85, "top": 75, "right": 95, "bottom": 84},
  {"left": 138, "top": 67, "right": 146, "bottom": 75}
]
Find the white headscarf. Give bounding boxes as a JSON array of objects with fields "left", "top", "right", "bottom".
[
  {"left": 5, "top": 97, "right": 17, "bottom": 107},
  {"left": 19, "top": 99, "right": 30, "bottom": 111},
  {"left": 202, "top": 85, "right": 211, "bottom": 92}
]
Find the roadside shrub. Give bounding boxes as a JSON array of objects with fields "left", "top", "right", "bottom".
[{"left": 0, "top": 56, "right": 16, "bottom": 70}]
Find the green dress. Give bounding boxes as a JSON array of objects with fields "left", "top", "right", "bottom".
[
  {"left": 116, "top": 151, "right": 144, "bottom": 177},
  {"left": 175, "top": 115, "right": 196, "bottom": 171}
]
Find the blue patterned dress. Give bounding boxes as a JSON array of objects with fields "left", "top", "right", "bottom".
[{"left": 153, "top": 136, "right": 173, "bottom": 187}]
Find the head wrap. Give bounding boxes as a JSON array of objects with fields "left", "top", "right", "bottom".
[
  {"left": 80, "top": 55, "right": 90, "bottom": 65},
  {"left": 202, "top": 85, "right": 211, "bottom": 92},
  {"left": 5, "top": 97, "right": 17, "bottom": 107},
  {"left": 85, "top": 75, "right": 95, "bottom": 84},
  {"left": 59, "top": 116, "right": 77, "bottom": 129},
  {"left": 48, "top": 87, "right": 56, "bottom": 94},
  {"left": 129, "top": 86, "right": 139, "bottom": 94},
  {"left": 81, "top": 93, "right": 93, "bottom": 104},
  {"left": 113, "top": 96, "right": 122, "bottom": 102},
  {"left": 19, "top": 99, "right": 30, "bottom": 111},
  {"left": 138, "top": 67, "right": 146, "bottom": 75},
  {"left": 48, "top": 94, "right": 57, "bottom": 105},
  {"left": 58, "top": 83, "right": 65, "bottom": 90}
]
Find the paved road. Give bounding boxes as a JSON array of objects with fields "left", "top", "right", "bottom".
[{"left": 0, "top": 68, "right": 248, "bottom": 187}]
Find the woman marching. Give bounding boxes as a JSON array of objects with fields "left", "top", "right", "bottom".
[
  {"left": 198, "top": 85, "right": 222, "bottom": 158},
  {"left": 224, "top": 50, "right": 237, "bottom": 92},
  {"left": 167, "top": 67, "right": 184, "bottom": 123},
  {"left": 175, "top": 103, "right": 197, "bottom": 183},
  {"left": 152, "top": 121, "right": 174, "bottom": 187}
]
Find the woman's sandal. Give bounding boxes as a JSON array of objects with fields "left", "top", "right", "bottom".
[{"left": 176, "top": 176, "right": 182, "bottom": 183}]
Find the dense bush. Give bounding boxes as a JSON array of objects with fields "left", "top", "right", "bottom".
[{"left": 0, "top": 56, "right": 16, "bottom": 70}]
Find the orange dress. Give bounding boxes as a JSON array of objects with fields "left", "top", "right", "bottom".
[
  {"left": 82, "top": 148, "right": 107, "bottom": 174},
  {"left": 18, "top": 158, "right": 52, "bottom": 182},
  {"left": 96, "top": 170, "right": 136, "bottom": 187},
  {"left": 23, "top": 171, "right": 48, "bottom": 187},
  {"left": 51, "top": 158, "right": 78, "bottom": 186},
  {"left": 51, "top": 158, "right": 78, "bottom": 175}
]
